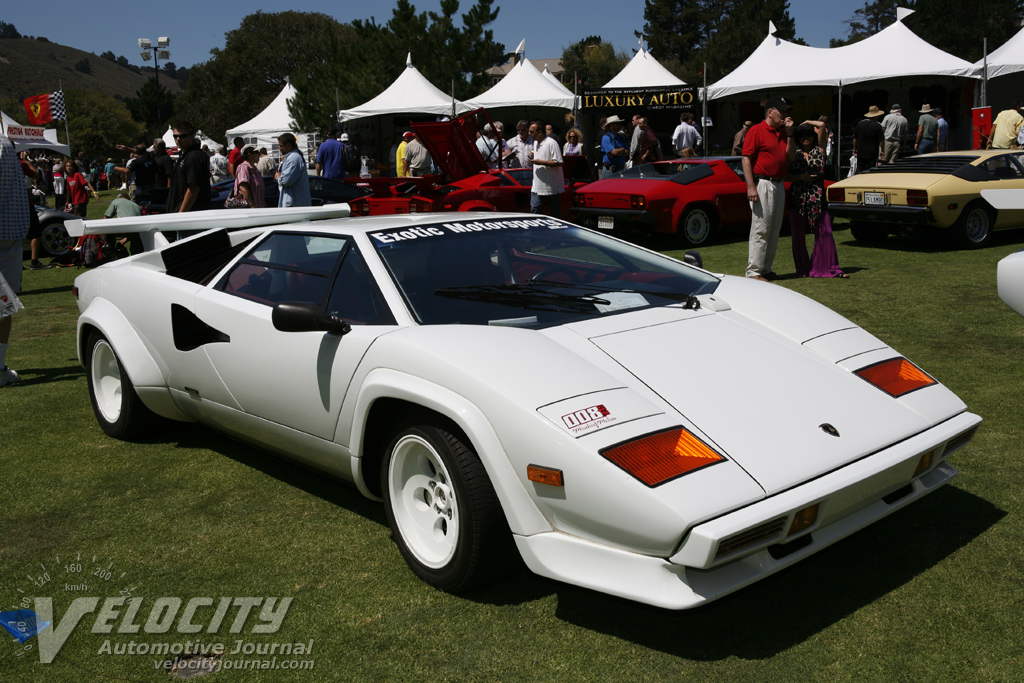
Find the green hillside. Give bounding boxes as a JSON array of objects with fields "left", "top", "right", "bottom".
[{"left": 0, "top": 37, "right": 184, "bottom": 104}]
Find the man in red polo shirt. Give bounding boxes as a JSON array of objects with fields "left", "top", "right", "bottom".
[{"left": 742, "top": 96, "right": 795, "bottom": 281}]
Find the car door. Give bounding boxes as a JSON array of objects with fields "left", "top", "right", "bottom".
[
  {"left": 191, "top": 230, "right": 398, "bottom": 440},
  {"left": 995, "top": 154, "right": 1024, "bottom": 227},
  {"left": 717, "top": 159, "right": 753, "bottom": 225}
]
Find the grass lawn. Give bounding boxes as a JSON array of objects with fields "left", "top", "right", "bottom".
[{"left": 2, "top": 201, "right": 1022, "bottom": 681}]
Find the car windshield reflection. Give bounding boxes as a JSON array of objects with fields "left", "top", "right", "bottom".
[{"left": 370, "top": 217, "right": 719, "bottom": 327}]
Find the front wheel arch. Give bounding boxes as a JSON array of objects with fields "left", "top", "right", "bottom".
[{"left": 380, "top": 408, "right": 519, "bottom": 593}]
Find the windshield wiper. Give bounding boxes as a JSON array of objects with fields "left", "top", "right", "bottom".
[
  {"left": 526, "top": 279, "right": 702, "bottom": 310},
  {"left": 434, "top": 283, "right": 610, "bottom": 312}
]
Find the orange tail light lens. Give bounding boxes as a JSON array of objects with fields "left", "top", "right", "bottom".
[
  {"left": 855, "top": 357, "right": 936, "bottom": 397},
  {"left": 601, "top": 427, "right": 725, "bottom": 487}
]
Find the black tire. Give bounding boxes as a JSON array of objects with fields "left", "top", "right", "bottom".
[
  {"left": 85, "top": 333, "right": 160, "bottom": 440},
  {"left": 678, "top": 206, "right": 718, "bottom": 247},
  {"left": 381, "top": 414, "right": 516, "bottom": 593},
  {"left": 40, "top": 221, "right": 73, "bottom": 257},
  {"left": 954, "top": 201, "right": 994, "bottom": 249},
  {"left": 850, "top": 221, "right": 889, "bottom": 242}
]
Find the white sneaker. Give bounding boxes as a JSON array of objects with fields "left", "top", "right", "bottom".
[{"left": 0, "top": 367, "right": 20, "bottom": 387}]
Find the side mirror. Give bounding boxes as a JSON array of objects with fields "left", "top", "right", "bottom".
[
  {"left": 683, "top": 250, "right": 703, "bottom": 269},
  {"left": 272, "top": 302, "right": 351, "bottom": 336}
]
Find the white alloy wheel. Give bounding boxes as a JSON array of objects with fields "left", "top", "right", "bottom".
[
  {"left": 90, "top": 337, "right": 124, "bottom": 424},
  {"left": 387, "top": 433, "right": 460, "bottom": 569}
]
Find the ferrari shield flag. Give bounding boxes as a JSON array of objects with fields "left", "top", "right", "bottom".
[{"left": 23, "top": 91, "right": 66, "bottom": 125}]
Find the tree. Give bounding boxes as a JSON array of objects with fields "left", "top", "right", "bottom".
[
  {"left": 830, "top": 1, "right": 1023, "bottom": 59},
  {"left": 561, "top": 37, "right": 630, "bottom": 90},
  {"left": 176, "top": 11, "right": 356, "bottom": 143},
  {"left": 74, "top": 58, "right": 91, "bottom": 74},
  {"left": 100, "top": 51, "right": 116, "bottom": 62},
  {"left": 830, "top": 0, "right": 901, "bottom": 47},
  {"left": 0, "top": 21, "right": 20, "bottom": 39},
  {"left": 290, "top": 0, "right": 505, "bottom": 135},
  {"left": 642, "top": 0, "right": 800, "bottom": 82},
  {"left": 64, "top": 90, "right": 146, "bottom": 158},
  {"left": 907, "top": 0, "right": 1024, "bottom": 62},
  {"left": 126, "top": 77, "right": 176, "bottom": 139}
]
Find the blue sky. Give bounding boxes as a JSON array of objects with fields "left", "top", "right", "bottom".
[{"left": 6, "top": 0, "right": 862, "bottom": 71}]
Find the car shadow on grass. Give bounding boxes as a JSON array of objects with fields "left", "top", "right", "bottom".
[
  {"left": 536, "top": 485, "right": 1002, "bottom": 659},
  {"left": 5, "top": 363, "right": 84, "bottom": 387},
  {"left": 162, "top": 423, "right": 388, "bottom": 525}
]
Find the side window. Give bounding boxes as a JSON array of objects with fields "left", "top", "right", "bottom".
[
  {"left": 325, "top": 247, "right": 396, "bottom": 325},
  {"left": 982, "top": 155, "right": 1024, "bottom": 180},
  {"left": 220, "top": 233, "right": 348, "bottom": 306}
]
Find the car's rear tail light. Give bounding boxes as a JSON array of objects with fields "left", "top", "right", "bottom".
[
  {"left": 601, "top": 427, "right": 724, "bottom": 487},
  {"left": 527, "top": 465, "right": 564, "bottom": 487},
  {"left": 907, "top": 189, "right": 928, "bottom": 206},
  {"left": 827, "top": 187, "right": 845, "bottom": 203},
  {"left": 630, "top": 195, "right": 646, "bottom": 209},
  {"left": 855, "top": 357, "right": 936, "bottom": 397},
  {"left": 789, "top": 504, "right": 819, "bottom": 534},
  {"left": 72, "top": 286, "right": 79, "bottom": 300},
  {"left": 573, "top": 194, "right": 585, "bottom": 206}
]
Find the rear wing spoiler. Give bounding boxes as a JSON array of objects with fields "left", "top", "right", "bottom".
[{"left": 65, "top": 204, "right": 351, "bottom": 252}]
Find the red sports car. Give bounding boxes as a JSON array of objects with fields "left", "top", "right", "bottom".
[
  {"left": 347, "top": 110, "right": 592, "bottom": 217},
  {"left": 571, "top": 158, "right": 782, "bottom": 247}
]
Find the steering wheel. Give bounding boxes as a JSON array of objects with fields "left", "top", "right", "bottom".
[{"left": 530, "top": 265, "right": 581, "bottom": 283}]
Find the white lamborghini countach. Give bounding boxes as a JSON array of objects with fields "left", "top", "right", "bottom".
[{"left": 71, "top": 208, "right": 980, "bottom": 610}]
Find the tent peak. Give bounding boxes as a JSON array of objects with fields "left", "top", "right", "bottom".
[
  {"left": 896, "top": 7, "right": 915, "bottom": 22},
  {"left": 406, "top": 53, "right": 412, "bottom": 67},
  {"left": 768, "top": 20, "right": 777, "bottom": 36}
]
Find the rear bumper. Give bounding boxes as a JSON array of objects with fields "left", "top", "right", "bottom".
[
  {"left": 515, "top": 411, "right": 980, "bottom": 609},
  {"left": 571, "top": 207, "right": 657, "bottom": 228},
  {"left": 828, "top": 203, "right": 934, "bottom": 224}
]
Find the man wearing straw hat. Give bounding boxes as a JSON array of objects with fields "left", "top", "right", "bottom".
[
  {"left": 853, "top": 105, "right": 885, "bottom": 173},
  {"left": 915, "top": 104, "right": 939, "bottom": 155}
]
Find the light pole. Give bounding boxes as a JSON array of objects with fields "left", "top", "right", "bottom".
[{"left": 138, "top": 37, "right": 170, "bottom": 127}]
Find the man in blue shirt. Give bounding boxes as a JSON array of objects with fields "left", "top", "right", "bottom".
[
  {"left": 276, "top": 133, "right": 311, "bottom": 207},
  {"left": 316, "top": 125, "right": 347, "bottom": 180},
  {"left": 600, "top": 115, "right": 629, "bottom": 178}
]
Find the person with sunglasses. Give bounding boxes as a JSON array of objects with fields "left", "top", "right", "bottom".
[
  {"left": 166, "top": 121, "right": 211, "bottom": 213},
  {"left": 563, "top": 128, "right": 585, "bottom": 158}
]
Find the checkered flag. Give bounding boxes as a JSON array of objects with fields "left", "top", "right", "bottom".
[{"left": 50, "top": 91, "right": 66, "bottom": 121}]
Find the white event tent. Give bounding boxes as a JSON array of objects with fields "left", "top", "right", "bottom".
[
  {"left": 973, "top": 26, "right": 1024, "bottom": 79},
  {"left": 338, "top": 54, "right": 469, "bottom": 122},
  {"left": 541, "top": 66, "right": 575, "bottom": 96},
  {"left": 1, "top": 111, "right": 70, "bottom": 156},
  {"left": 705, "top": 11, "right": 975, "bottom": 100},
  {"left": 602, "top": 49, "right": 686, "bottom": 89},
  {"left": 465, "top": 56, "right": 576, "bottom": 110},
  {"left": 226, "top": 81, "right": 311, "bottom": 157}
]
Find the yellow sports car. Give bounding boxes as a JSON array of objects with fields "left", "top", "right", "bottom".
[{"left": 827, "top": 150, "right": 1024, "bottom": 248}]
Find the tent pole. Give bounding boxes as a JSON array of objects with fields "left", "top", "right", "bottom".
[
  {"left": 60, "top": 78, "right": 71, "bottom": 154},
  {"left": 982, "top": 38, "right": 988, "bottom": 107},
  {"left": 837, "top": 82, "right": 842, "bottom": 180},
  {"left": 702, "top": 63, "right": 708, "bottom": 156}
]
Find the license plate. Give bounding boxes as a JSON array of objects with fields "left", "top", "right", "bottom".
[
  {"left": 864, "top": 192, "right": 886, "bottom": 206},
  {"left": 597, "top": 216, "right": 614, "bottom": 230}
]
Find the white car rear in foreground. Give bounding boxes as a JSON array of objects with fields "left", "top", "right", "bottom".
[{"left": 71, "top": 209, "right": 980, "bottom": 609}]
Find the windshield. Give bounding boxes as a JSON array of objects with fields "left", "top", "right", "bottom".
[{"left": 369, "top": 217, "right": 719, "bottom": 327}]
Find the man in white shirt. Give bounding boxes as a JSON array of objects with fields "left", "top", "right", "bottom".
[
  {"left": 528, "top": 121, "right": 564, "bottom": 218},
  {"left": 671, "top": 112, "right": 702, "bottom": 158},
  {"left": 476, "top": 124, "right": 501, "bottom": 170},
  {"left": 506, "top": 120, "right": 533, "bottom": 168}
]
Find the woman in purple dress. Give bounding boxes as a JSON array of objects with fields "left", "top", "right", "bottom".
[{"left": 788, "top": 122, "right": 846, "bottom": 278}]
